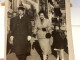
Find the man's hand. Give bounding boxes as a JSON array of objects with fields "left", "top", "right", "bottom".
[
  {"left": 27, "top": 36, "right": 31, "bottom": 41},
  {"left": 9, "top": 36, "right": 14, "bottom": 45}
]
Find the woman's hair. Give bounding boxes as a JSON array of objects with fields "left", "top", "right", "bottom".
[{"left": 38, "top": 10, "right": 45, "bottom": 16}]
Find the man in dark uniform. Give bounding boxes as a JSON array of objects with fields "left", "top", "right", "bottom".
[{"left": 9, "top": 6, "right": 32, "bottom": 60}]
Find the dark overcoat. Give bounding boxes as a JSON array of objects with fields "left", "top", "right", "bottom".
[
  {"left": 10, "top": 15, "right": 32, "bottom": 55},
  {"left": 52, "top": 30, "right": 65, "bottom": 49}
]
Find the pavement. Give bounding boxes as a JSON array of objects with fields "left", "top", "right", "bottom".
[
  {"left": 7, "top": 48, "right": 69, "bottom": 60},
  {"left": 7, "top": 37, "right": 69, "bottom": 60}
]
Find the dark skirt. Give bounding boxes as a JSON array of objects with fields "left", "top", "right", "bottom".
[{"left": 13, "top": 34, "right": 31, "bottom": 55}]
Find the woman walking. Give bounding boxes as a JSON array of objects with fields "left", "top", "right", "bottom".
[{"left": 33, "top": 11, "right": 52, "bottom": 60}]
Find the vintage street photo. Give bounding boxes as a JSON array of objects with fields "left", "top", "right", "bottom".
[{"left": 5, "top": 0, "right": 74, "bottom": 60}]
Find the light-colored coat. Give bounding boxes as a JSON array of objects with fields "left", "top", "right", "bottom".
[
  {"left": 34, "top": 18, "right": 52, "bottom": 39},
  {"left": 34, "top": 17, "right": 53, "bottom": 55}
]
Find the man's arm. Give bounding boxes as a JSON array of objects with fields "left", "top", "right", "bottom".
[
  {"left": 27, "top": 20, "right": 32, "bottom": 41},
  {"left": 9, "top": 18, "right": 15, "bottom": 44},
  {"left": 10, "top": 18, "right": 14, "bottom": 36},
  {"left": 27, "top": 20, "right": 32, "bottom": 36}
]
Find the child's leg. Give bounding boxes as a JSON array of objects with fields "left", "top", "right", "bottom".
[
  {"left": 54, "top": 49, "right": 60, "bottom": 60},
  {"left": 56, "top": 51, "right": 60, "bottom": 60},
  {"left": 60, "top": 49, "right": 64, "bottom": 60}
]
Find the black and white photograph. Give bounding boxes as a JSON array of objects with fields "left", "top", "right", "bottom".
[{"left": 5, "top": 0, "right": 74, "bottom": 60}]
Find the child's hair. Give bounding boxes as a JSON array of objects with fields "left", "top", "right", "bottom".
[{"left": 18, "top": 6, "right": 25, "bottom": 11}]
